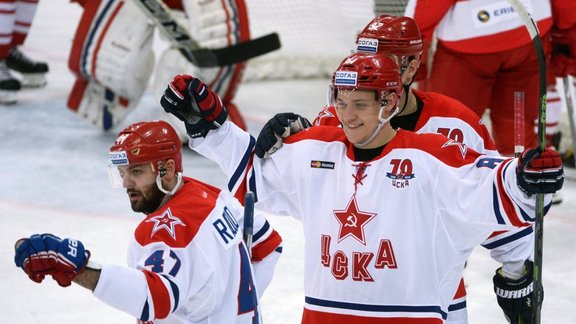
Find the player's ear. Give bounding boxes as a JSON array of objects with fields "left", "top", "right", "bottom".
[
  {"left": 384, "top": 92, "right": 398, "bottom": 112},
  {"left": 402, "top": 59, "right": 420, "bottom": 85},
  {"left": 155, "top": 159, "right": 181, "bottom": 195},
  {"left": 157, "top": 159, "right": 177, "bottom": 179},
  {"left": 163, "top": 159, "right": 177, "bottom": 178}
]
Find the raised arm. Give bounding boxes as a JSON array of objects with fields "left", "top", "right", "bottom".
[{"left": 160, "top": 75, "right": 301, "bottom": 217}]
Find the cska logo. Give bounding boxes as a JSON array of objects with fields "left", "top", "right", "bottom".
[
  {"left": 147, "top": 208, "right": 186, "bottom": 240},
  {"left": 321, "top": 196, "right": 397, "bottom": 281},
  {"left": 386, "top": 159, "right": 415, "bottom": 189},
  {"left": 333, "top": 196, "right": 376, "bottom": 245}
]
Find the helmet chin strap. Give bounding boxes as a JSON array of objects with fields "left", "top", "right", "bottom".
[
  {"left": 397, "top": 84, "right": 411, "bottom": 115},
  {"left": 356, "top": 104, "right": 400, "bottom": 148},
  {"left": 156, "top": 172, "right": 183, "bottom": 195}
]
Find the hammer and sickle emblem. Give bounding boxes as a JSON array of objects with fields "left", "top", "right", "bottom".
[{"left": 345, "top": 213, "right": 358, "bottom": 227}]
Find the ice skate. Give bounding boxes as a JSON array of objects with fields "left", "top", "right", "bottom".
[
  {"left": 7, "top": 47, "right": 49, "bottom": 88},
  {"left": 0, "top": 60, "right": 21, "bottom": 104}
]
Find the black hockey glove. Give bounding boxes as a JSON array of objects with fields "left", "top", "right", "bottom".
[
  {"left": 160, "top": 74, "right": 228, "bottom": 138},
  {"left": 255, "top": 112, "right": 312, "bottom": 158},
  {"left": 516, "top": 147, "right": 564, "bottom": 196},
  {"left": 493, "top": 260, "right": 538, "bottom": 324}
]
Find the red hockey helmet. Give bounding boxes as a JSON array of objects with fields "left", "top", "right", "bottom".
[
  {"left": 331, "top": 53, "right": 403, "bottom": 146},
  {"left": 332, "top": 52, "right": 402, "bottom": 99},
  {"left": 356, "top": 15, "right": 423, "bottom": 60},
  {"left": 109, "top": 120, "right": 183, "bottom": 174}
]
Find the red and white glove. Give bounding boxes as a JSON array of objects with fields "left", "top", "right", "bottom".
[
  {"left": 550, "top": 26, "right": 576, "bottom": 78},
  {"left": 14, "top": 234, "right": 90, "bottom": 287},
  {"left": 516, "top": 147, "right": 564, "bottom": 196},
  {"left": 160, "top": 74, "right": 228, "bottom": 138}
]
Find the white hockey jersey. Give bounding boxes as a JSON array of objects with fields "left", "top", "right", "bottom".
[
  {"left": 313, "top": 90, "right": 533, "bottom": 264},
  {"left": 190, "top": 122, "right": 551, "bottom": 323},
  {"left": 92, "top": 177, "right": 282, "bottom": 323}
]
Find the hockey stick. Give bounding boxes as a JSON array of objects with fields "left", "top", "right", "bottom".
[
  {"left": 243, "top": 191, "right": 255, "bottom": 258},
  {"left": 506, "top": 1, "right": 546, "bottom": 323},
  {"left": 133, "top": 0, "right": 281, "bottom": 68},
  {"left": 514, "top": 91, "right": 525, "bottom": 157}
]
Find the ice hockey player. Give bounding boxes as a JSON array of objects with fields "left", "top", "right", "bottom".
[
  {"left": 547, "top": 10, "right": 576, "bottom": 199},
  {"left": 14, "top": 120, "right": 283, "bottom": 323},
  {"left": 304, "top": 16, "right": 497, "bottom": 154},
  {"left": 159, "top": 53, "right": 563, "bottom": 323},
  {"left": 405, "top": 0, "right": 576, "bottom": 157},
  {"left": 0, "top": 0, "right": 49, "bottom": 104},
  {"left": 255, "top": 15, "right": 537, "bottom": 323},
  {"left": 67, "top": 0, "right": 250, "bottom": 134}
]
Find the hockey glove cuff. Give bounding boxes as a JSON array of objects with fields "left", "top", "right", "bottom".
[{"left": 493, "top": 260, "right": 539, "bottom": 324}]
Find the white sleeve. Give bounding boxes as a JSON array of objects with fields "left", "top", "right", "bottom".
[
  {"left": 435, "top": 155, "right": 552, "bottom": 251},
  {"left": 189, "top": 121, "right": 301, "bottom": 217},
  {"left": 93, "top": 265, "right": 149, "bottom": 319},
  {"left": 251, "top": 249, "right": 282, "bottom": 297},
  {"left": 189, "top": 121, "right": 255, "bottom": 194},
  {"left": 482, "top": 226, "right": 534, "bottom": 264},
  {"left": 94, "top": 240, "right": 220, "bottom": 322}
]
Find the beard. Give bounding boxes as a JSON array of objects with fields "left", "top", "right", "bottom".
[{"left": 127, "top": 183, "right": 166, "bottom": 214}]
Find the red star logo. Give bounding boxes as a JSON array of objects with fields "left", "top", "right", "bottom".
[
  {"left": 333, "top": 196, "right": 376, "bottom": 245},
  {"left": 442, "top": 139, "right": 468, "bottom": 159},
  {"left": 146, "top": 208, "right": 186, "bottom": 239},
  {"left": 314, "top": 107, "right": 336, "bottom": 126}
]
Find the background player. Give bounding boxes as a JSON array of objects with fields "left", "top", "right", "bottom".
[
  {"left": 280, "top": 15, "right": 498, "bottom": 157},
  {"left": 67, "top": 0, "right": 250, "bottom": 134},
  {"left": 0, "top": 0, "right": 49, "bottom": 104},
  {"left": 405, "top": 0, "right": 576, "bottom": 157},
  {"left": 548, "top": 10, "right": 576, "bottom": 170},
  {"left": 14, "top": 120, "right": 282, "bottom": 323},
  {"left": 159, "top": 53, "right": 563, "bottom": 323}
]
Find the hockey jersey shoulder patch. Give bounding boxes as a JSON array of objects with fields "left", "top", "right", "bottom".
[
  {"left": 313, "top": 105, "right": 340, "bottom": 127},
  {"left": 396, "top": 130, "right": 480, "bottom": 167},
  {"left": 134, "top": 178, "right": 219, "bottom": 248},
  {"left": 145, "top": 208, "right": 186, "bottom": 241}
]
